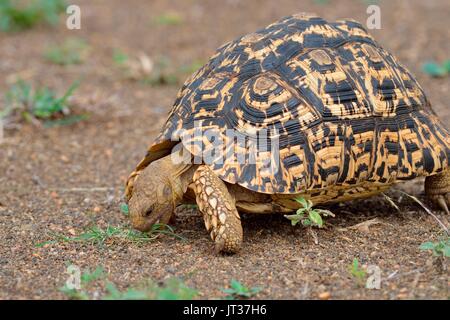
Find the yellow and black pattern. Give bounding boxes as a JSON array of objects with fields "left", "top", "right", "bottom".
[{"left": 136, "top": 13, "right": 450, "bottom": 194}]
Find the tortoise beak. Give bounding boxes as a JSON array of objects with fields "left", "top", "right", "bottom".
[{"left": 129, "top": 198, "right": 173, "bottom": 232}]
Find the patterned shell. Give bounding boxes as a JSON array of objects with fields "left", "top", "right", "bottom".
[{"left": 134, "top": 13, "right": 450, "bottom": 194}]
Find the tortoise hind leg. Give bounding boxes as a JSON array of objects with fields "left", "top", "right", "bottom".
[
  {"left": 425, "top": 170, "right": 450, "bottom": 214},
  {"left": 193, "top": 165, "right": 243, "bottom": 253}
]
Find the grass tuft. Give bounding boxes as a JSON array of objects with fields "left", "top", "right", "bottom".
[
  {"left": 36, "top": 223, "right": 185, "bottom": 247},
  {"left": 0, "top": 0, "right": 66, "bottom": 32},
  {"left": 222, "top": 280, "right": 261, "bottom": 300},
  {"left": 44, "top": 38, "right": 89, "bottom": 65},
  {"left": 420, "top": 237, "right": 450, "bottom": 258},
  {"left": 348, "top": 258, "right": 367, "bottom": 287},
  {"left": 1, "top": 80, "right": 85, "bottom": 127},
  {"left": 104, "top": 278, "right": 198, "bottom": 300},
  {"left": 59, "top": 266, "right": 198, "bottom": 301},
  {"left": 59, "top": 266, "right": 105, "bottom": 300}
]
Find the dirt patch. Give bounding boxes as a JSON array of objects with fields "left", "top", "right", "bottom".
[{"left": 0, "top": 0, "right": 449, "bottom": 299}]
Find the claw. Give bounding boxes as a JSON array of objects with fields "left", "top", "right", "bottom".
[{"left": 437, "top": 195, "right": 449, "bottom": 214}]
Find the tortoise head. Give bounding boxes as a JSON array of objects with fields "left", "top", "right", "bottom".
[{"left": 126, "top": 160, "right": 176, "bottom": 232}]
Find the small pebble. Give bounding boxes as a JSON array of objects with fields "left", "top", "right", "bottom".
[{"left": 318, "top": 291, "right": 331, "bottom": 300}]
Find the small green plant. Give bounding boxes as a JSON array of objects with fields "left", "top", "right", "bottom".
[
  {"left": 422, "top": 60, "right": 450, "bottom": 78},
  {"left": 59, "top": 266, "right": 105, "bottom": 300},
  {"left": 120, "top": 203, "right": 129, "bottom": 216},
  {"left": 348, "top": 258, "right": 367, "bottom": 286},
  {"left": 222, "top": 280, "right": 261, "bottom": 300},
  {"left": 104, "top": 278, "right": 198, "bottom": 300},
  {"left": 152, "top": 12, "right": 183, "bottom": 26},
  {"left": 0, "top": 0, "right": 66, "bottom": 32},
  {"left": 36, "top": 224, "right": 185, "bottom": 247},
  {"left": 60, "top": 268, "right": 197, "bottom": 300},
  {"left": 1, "top": 80, "right": 81, "bottom": 125},
  {"left": 420, "top": 237, "right": 450, "bottom": 258},
  {"left": 284, "top": 197, "right": 335, "bottom": 228},
  {"left": 112, "top": 49, "right": 129, "bottom": 66},
  {"left": 44, "top": 38, "right": 89, "bottom": 65}
]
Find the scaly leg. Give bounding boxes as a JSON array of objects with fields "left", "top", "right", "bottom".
[
  {"left": 193, "top": 165, "right": 243, "bottom": 253},
  {"left": 425, "top": 170, "right": 450, "bottom": 214}
]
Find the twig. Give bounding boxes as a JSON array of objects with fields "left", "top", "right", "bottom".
[
  {"left": 381, "top": 193, "right": 400, "bottom": 212},
  {"left": 398, "top": 190, "right": 449, "bottom": 235},
  {"left": 383, "top": 268, "right": 424, "bottom": 281},
  {"left": 337, "top": 218, "right": 382, "bottom": 233},
  {"left": 308, "top": 227, "right": 319, "bottom": 245}
]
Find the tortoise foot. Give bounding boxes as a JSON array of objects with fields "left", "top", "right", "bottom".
[
  {"left": 193, "top": 165, "right": 243, "bottom": 253},
  {"left": 425, "top": 171, "right": 450, "bottom": 214}
]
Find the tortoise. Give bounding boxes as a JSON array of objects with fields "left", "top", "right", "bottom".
[{"left": 125, "top": 13, "right": 450, "bottom": 253}]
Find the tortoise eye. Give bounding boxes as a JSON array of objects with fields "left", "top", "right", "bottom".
[{"left": 144, "top": 205, "right": 154, "bottom": 217}]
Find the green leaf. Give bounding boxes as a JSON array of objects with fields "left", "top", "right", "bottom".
[
  {"left": 55, "top": 81, "right": 80, "bottom": 106},
  {"left": 294, "top": 197, "right": 309, "bottom": 209},
  {"left": 120, "top": 203, "right": 129, "bottom": 216},
  {"left": 352, "top": 258, "right": 359, "bottom": 269},
  {"left": 104, "top": 282, "right": 121, "bottom": 299},
  {"left": 442, "top": 60, "right": 450, "bottom": 73},
  {"left": 121, "top": 289, "right": 149, "bottom": 300},
  {"left": 419, "top": 242, "right": 436, "bottom": 250},
  {"left": 443, "top": 245, "right": 450, "bottom": 258},
  {"left": 230, "top": 279, "right": 244, "bottom": 291},
  {"left": 222, "top": 280, "right": 260, "bottom": 299},
  {"left": 422, "top": 62, "right": 446, "bottom": 77},
  {"left": 113, "top": 49, "right": 129, "bottom": 65},
  {"left": 81, "top": 266, "right": 105, "bottom": 284},
  {"left": 309, "top": 210, "right": 323, "bottom": 227},
  {"left": 301, "top": 219, "right": 311, "bottom": 226}
]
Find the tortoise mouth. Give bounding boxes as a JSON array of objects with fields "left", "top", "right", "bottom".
[
  {"left": 130, "top": 201, "right": 173, "bottom": 232},
  {"left": 143, "top": 207, "right": 165, "bottom": 227}
]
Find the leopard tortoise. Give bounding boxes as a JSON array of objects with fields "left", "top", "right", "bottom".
[{"left": 125, "top": 13, "right": 450, "bottom": 253}]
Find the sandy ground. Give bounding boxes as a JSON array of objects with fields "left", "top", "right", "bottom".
[{"left": 0, "top": 0, "right": 449, "bottom": 299}]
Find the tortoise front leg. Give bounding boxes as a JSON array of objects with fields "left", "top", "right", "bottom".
[
  {"left": 425, "top": 170, "right": 450, "bottom": 214},
  {"left": 193, "top": 165, "right": 243, "bottom": 253}
]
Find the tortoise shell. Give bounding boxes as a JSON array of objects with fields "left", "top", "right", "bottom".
[{"left": 133, "top": 13, "right": 450, "bottom": 194}]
